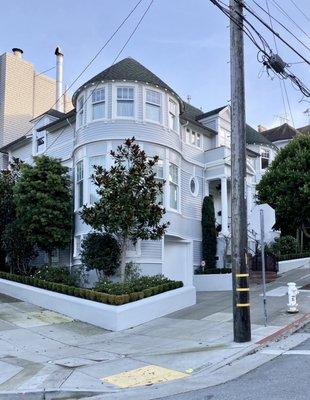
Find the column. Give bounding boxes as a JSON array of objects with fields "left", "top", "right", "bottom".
[
  {"left": 205, "top": 179, "right": 210, "bottom": 197},
  {"left": 221, "top": 177, "right": 229, "bottom": 235}
]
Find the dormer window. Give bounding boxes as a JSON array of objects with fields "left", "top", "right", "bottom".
[
  {"left": 34, "top": 132, "right": 46, "bottom": 154},
  {"left": 145, "top": 89, "right": 161, "bottom": 122},
  {"left": 92, "top": 88, "right": 105, "bottom": 120},
  {"left": 77, "top": 96, "right": 84, "bottom": 128},
  {"left": 185, "top": 128, "right": 202, "bottom": 148},
  {"left": 168, "top": 99, "right": 178, "bottom": 131},
  {"left": 117, "top": 87, "right": 134, "bottom": 117},
  {"left": 261, "top": 149, "right": 270, "bottom": 169}
]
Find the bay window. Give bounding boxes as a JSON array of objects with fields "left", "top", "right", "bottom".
[
  {"left": 146, "top": 89, "right": 161, "bottom": 122},
  {"left": 76, "top": 161, "right": 84, "bottom": 208},
  {"left": 77, "top": 96, "right": 84, "bottom": 127},
  {"left": 117, "top": 87, "right": 134, "bottom": 117},
  {"left": 168, "top": 99, "right": 178, "bottom": 131},
  {"left": 169, "top": 163, "right": 179, "bottom": 210},
  {"left": 92, "top": 88, "right": 105, "bottom": 120},
  {"left": 89, "top": 155, "right": 105, "bottom": 204}
]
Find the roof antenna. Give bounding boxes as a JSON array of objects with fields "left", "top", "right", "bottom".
[{"left": 187, "top": 95, "right": 191, "bottom": 104}]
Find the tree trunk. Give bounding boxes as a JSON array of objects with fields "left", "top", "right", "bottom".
[{"left": 119, "top": 239, "right": 128, "bottom": 282}]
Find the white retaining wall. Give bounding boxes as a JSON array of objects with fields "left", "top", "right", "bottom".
[
  {"left": 0, "top": 279, "right": 196, "bottom": 331},
  {"left": 193, "top": 273, "right": 232, "bottom": 291},
  {"left": 278, "top": 257, "right": 310, "bottom": 274}
]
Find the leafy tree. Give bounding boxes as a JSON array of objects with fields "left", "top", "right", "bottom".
[
  {"left": 81, "top": 137, "right": 169, "bottom": 280},
  {"left": 0, "top": 158, "right": 22, "bottom": 267},
  {"left": 256, "top": 134, "right": 310, "bottom": 236},
  {"left": 201, "top": 196, "right": 217, "bottom": 269},
  {"left": 3, "top": 220, "right": 37, "bottom": 275},
  {"left": 266, "top": 235, "right": 298, "bottom": 257},
  {"left": 80, "top": 232, "right": 121, "bottom": 278},
  {"left": 14, "top": 155, "right": 72, "bottom": 265}
]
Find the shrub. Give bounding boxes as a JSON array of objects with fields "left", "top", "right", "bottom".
[
  {"left": 266, "top": 236, "right": 298, "bottom": 258},
  {"left": 124, "top": 261, "right": 141, "bottom": 281},
  {"left": 80, "top": 232, "right": 121, "bottom": 278},
  {"left": 194, "top": 267, "right": 231, "bottom": 275},
  {"left": 34, "top": 265, "right": 82, "bottom": 286},
  {"left": 202, "top": 196, "right": 217, "bottom": 270}
]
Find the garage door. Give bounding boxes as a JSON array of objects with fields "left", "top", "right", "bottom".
[{"left": 163, "top": 239, "right": 192, "bottom": 286}]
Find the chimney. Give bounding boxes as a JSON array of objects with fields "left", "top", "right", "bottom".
[
  {"left": 257, "top": 124, "right": 267, "bottom": 133},
  {"left": 12, "top": 48, "right": 23, "bottom": 58},
  {"left": 55, "top": 46, "right": 64, "bottom": 112}
]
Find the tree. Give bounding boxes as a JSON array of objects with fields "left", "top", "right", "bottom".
[
  {"left": 0, "top": 158, "right": 22, "bottom": 267},
  {"left": 3, "top": 220, "right": 37, "bottom": 275},
  {"left": 256, "top": 134, "right": 310, "bottom": 236},
  {"left": 80, "top": 137, "right": 169, "bottom": 280},
  {"left": 14, "top": 155, "right": 72, "bottom": 265},
  {"left": 201, "top": 196, "right": 217, "bottom": 269},
  {"left": 80, "top": 232, "right": 121, "bottom": 278}
]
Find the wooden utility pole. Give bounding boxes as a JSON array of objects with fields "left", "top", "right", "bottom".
[{"left": 230, "top": 0, "right": 251, "bottom": 342}]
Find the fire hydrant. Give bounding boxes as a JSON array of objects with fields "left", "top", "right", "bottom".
[{"left": 287, "top": 282, "right": 299, "bottom": 314}]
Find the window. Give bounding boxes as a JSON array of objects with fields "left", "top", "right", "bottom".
[
  {"left": 169, "top": 163, "right": 179, "bottom": 210},
  {"left": 77, "top": 96, "right": 84, "bottom": 127},
  {"left": 117, "top": 87, "right": 134, "bottom": 117},
  {"left": 153, "top": 159, "right": 164, "bottom": 204},
  {"left": 146, "top": 90, "right": 161, "bottom": 122},
  {"left": 261, "top": 149, "right": 270, "bottom": 169},
  {"left": 92, "top": 88, "right": 105, "bottom": 120},
  {"left": 186, "top": 128, "right": 202, "bottom": 148},
  {"left": 89, "top": 156, "right": 105, "bottom": 204},
  {"left": 36, "top": 132, "right": 46, "bottom": 154},
  {"left": 190, "top": 177, "right": 199, "bottom": 197},
  {"left": 168, "top": 99, "right": 178, "bottom": 131},
  {"left": 76, "top": 160, "right": 84, "bottom": 208}
]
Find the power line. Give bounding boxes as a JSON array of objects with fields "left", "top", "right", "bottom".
[
  {"left": 44, "top": 0, "right": 154, "bottom": 154},
  {"left": 288, "top": 0, "right": 310, "bottom": 23},
  {"left": 251, "top": 0, "right": 310, "bottom": 53},
  {"left": 269, "top": 0, "right": 310, "bottom": 41},
  {"left": 27, "top": 0, "right": 145, "bottom": 138}
]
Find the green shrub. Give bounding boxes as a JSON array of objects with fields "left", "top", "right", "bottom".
[
  {"left": 124, "top": 261, "right": 141, "bottom": 281},
  {"left": 202, "top": 196, "right": 217, "bottom": 269},
  {"left": 266, "top": 236, "right": 299, "bottom": 258},
  {"left": 194, "top": 267, "right": 231, "bottom": 275},
  {"left": 34, "top": 265, "right": 82, "bottom": 286},
  {"left": 80, "top": 232, "right": 121, "bottom": 278}
]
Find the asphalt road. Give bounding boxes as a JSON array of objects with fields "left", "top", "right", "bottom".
[{"left": 157, "top": 323, "right": 310, "bottom": 400}]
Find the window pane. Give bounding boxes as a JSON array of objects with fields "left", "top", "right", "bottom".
[
  {"left": 76, "top": 161, "right": 83, "bottom": 181},
  {"left": 154, "top": 160, "right": 164, "bottom": 179},
  {"left": 196, "top": 133, "right": 201, "bottom": 147},
  {"left": 117, "top": 100, "right": 134, "bottom": 117},
  {"left": 191, "top": 131, "right": 196, "bottom": 145},
  {"left": 93, "top": 102, "right": 105, "bottom": 119},
  {"left": 117, "top": 87, "right": 134, "bottom": 100},
  {"left": 92, "top": 88, "right": 105, "bottom": 103},
  {"left": 78, "top": 181, "right": 83, "bottom": 208},
  {"left": 169, "top": 182, "right": 178, "bottom": 209},
  {"left": 146, "top": 90, "right": 161, "bottom": 105},
  {"left": 169, "top": 163, "right": 178, "bottom": 184},
  {"left": 146, "top": 103, "right": 160, "bottom": 122},
  {"left": 77, "top": 97, "right": 84, "bottom": 111},
  {"left": 169, "top": 99, "right": 176, "bottom": 114}
]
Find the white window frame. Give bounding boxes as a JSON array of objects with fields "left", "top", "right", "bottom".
[
  {"left": 76, "top": 160, "right": 84, "bottom": 210},
  {"left": 153, "top": 158, "right": 164, "bottom": 205},
  {"left": 189, "top": 176, "right": 199, "bottom": 197},
  {"left": 185, "top": 128, "right": 203, "bottom": 149},
  {"left": 34, "top": 131, "right": 46, "bottom": 155},
  {"left": 76, "top": 95, "right": 84, "bottom": 129},
  {"left": 114, "top": 85, "right": 135, "bottom": 119},
  {"left": 88, "top": 155, "right": 106, "bottom": 204},
  {"left": 168, "top": 98, "right": 178, "bottom": 133},
  {"left": 168, "top": 162, "right": 180, "bottom": 211},
  {"left": 261, "top": 148, "right": 270, "bottom": 170},
  {"left": 91, "top": 87, "right": 106, "bottom": 121},
  {"left": 144, "top": 88, "right": 162, "bottom": 124}
]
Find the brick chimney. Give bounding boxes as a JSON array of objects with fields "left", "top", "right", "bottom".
[{"left": 258, "top": 124, "right": 267, "bottom": 133}]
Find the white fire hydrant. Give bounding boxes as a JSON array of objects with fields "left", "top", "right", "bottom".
[{"left": 287, "top": 282, "right": 299, "bottom": 314}]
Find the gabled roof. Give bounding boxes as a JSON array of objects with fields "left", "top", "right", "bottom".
[
  {"left": 297, "top": 124, "right": 310, "bottom": 135},
  {"left": 261, "top": 123, "right": 300, "bottom": 142},
  {"left": 196, "top": 106, "right": 227, "bottom": 120},
  {"left": 30, "top": 108, "right": 65, "bottom": 122},
  {"left": 37, "top": 109, "right": 76, "bottom": 132},
  {"left": 0, "top": 135, "right": 31, "bottom": 152},
  {"left": 72, "top": 57, "right": 181, "bottom": 106},
  {"left": 246, "top": 124, "right": 274, "bottom": 147},
  {"left": 180, "top": 102, "right": 217, "bottom": 134}
]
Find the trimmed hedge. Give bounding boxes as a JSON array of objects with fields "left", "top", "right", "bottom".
[
  {"left": 194, "top": 267, "right": 231, "bottom": 275},
  {"left": 277, "top": 252, "right": 310, "bottom": 262},
  {"left": 0, "top": 271, "right": 183, "bottom": 306}
]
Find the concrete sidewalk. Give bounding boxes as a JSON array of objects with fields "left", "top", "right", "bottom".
[{"left": 0, "top": 265, "right": 309, "bottom": 399}]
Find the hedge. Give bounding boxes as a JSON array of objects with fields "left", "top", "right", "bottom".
[
  {"left": 194, "top": 267, "right": 232, "bottom": 275},
  {"left": 0, "top": 271, "right": 183, "bottom": 306},
  {"left": 277, "top": 252, "right": 310, "bottom": 262}
]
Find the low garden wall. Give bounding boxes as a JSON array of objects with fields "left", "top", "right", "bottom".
[
  {"left": 0, "top": 277, "right": 196, "bottom": 331},
  {"left": 193, "top": 273, "right": 232, "bottom": 291},
  {"left": 278, "top": 257, "right": 310, "bottom": 274}
]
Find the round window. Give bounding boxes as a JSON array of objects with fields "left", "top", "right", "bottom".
[{"left": 190, "top": 177, "right": 199, "bottom": 196}]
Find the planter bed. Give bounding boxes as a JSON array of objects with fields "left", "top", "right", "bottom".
[
  {"left": 193, "top": 273, "right": 232, "bottom": 291},
  {"left": 0, "top": 273, "right": 196, "bottom": 331}
]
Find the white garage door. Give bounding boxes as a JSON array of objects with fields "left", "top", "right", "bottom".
[{"left": 163, "top": 239, "right": 192, "bottom": 286}]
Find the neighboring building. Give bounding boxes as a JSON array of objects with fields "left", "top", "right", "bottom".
[
  {"left": 1, "top": 57, "right": 277, "bottom": 285},
  {"left": 0, "top": 48, "right": 71, "bottom": 167},
  {"left": 258, "top": 122, "right": 309, "bottom": 149}
]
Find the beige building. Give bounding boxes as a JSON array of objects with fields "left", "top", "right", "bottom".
[{"left": 0, "top": 48, "right": 71, "bottom": 165}]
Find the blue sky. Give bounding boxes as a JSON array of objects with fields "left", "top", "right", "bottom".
[{"left": 1, "top": 0, "right": 309, "bottom": 129}]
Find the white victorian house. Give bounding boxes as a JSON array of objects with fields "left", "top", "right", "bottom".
[{"left": 0, "top": 57, "right": 277, "bottom": 285}]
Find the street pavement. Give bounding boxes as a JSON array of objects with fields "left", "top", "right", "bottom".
[
  {"left": 155, "top": 323, "right": 310, "bottom": 400},
  {"left": 0, "top": 264, "right": 309, "bottom": 399}
]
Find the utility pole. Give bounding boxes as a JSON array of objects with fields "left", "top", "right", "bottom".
[{"left": 230, "top": 0, "right": 251, "bottom": 342}]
